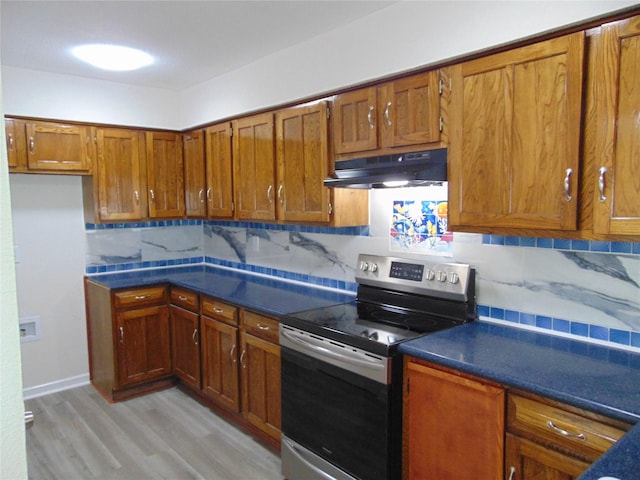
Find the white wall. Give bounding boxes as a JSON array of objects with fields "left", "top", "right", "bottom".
[{"left": 10, "top": 174, "right": 89, "bottom": 393}]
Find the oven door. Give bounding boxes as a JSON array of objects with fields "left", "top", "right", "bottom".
[{"left": 280, "top": 326, "right": 401, "bottom": 480}]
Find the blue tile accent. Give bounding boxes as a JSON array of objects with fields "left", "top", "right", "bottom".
[
  {"left": 505, "top": 309, "right": 520, "bottom": 323},
  {"left": 536, "top": 238, "right": 553, "bottom": 249},
  {"left": 571, "top": 322, "right": 589, "bottom": 337},
  {"left": 490, "top": 307, "right": 505, "bottom": 320},
  {"left": 552, "top": 318, "right": 570, "bottom": 333},
  {"left": 477, "top": 305, "right": 490, "bottom": 317},
  {"left": 633, "top": 243, "right": 640, "bottom": 255},
  {"left": 590, "top": 241, "right": 610, "bottom": 253},
  {"left": 535, "top": 315, "right": 552, "bottom": 329},
  {"left": 520, "top": 312, "right": 536, "bottom": 326},
  {"left": 505, "top": 236, "right": 520, "bottom": 246},
  {"left": 590, "top": 325, "right": 609, "bottom": 341},
  {"left": 482, "top": 234, "right": 491, "bottom": 244},
  {"left": 520, "top": 237, "right": 536, "bottom": 247},
  {"left": 611, "top": 242, "right": 633, "bottom": 254},
  {"left": 571, "top": 240, "right": 590, "bottom": 251},
  {"left": 552, "top": 239, "right": 571, "bottom": 250},
  {"left": 611, "top": 329, "right": 631, "bottom": 346},
  {"left": 490, "top": 235, "right": 505, "bottom": 245},
  {"left": 632, "top": 332, "right": 640, "bottom": 348}
]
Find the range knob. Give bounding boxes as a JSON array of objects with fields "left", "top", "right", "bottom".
[
  {"left": 425, "top": 269, "right": 435, "bottom": 281},
  {"left": 449, "top": 272, "right": 459, "bottom": 284},
  {"left": 359, "top": 261, "right": 369, "bottom": 271},
  {"left": 436, "top": 271, "right": 447, "bottom": 282},
  {"left": 369, "top": 263, "right": 378, "bottom": 273}
]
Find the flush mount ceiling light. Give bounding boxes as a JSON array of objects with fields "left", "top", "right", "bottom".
[{"left": 71, "top": 44, "right": 154, "bottom": 71}]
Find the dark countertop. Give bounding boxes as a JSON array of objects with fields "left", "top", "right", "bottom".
[
  {"left": 86, "top": 265, "right": 355, "bottom": 317},
  {"left": 399, "top": 321, "right": 640, "bottom": 480}
]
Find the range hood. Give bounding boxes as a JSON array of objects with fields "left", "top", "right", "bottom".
[{"left": 324, "top": 148, "right": 447, "bottom": 189}]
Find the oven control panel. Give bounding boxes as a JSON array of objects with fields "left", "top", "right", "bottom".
[{"left": 356, "top": 254, "right": 473, "bottom": 301}]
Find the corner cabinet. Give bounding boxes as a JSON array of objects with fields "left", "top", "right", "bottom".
[
  {"left": 146, "top": 131, "right": 185, "bottom": 218},
  {"left": 592, "top": 15, "right": 640, "bottom": 236},
  {"left": 233, "top": 113, "right": 276, "bottom": 221},
  {"left": 448, "top": 32, "right": 585, "bottom": 231},
  {"left": 183, "top": 130, "right": 207, "bottom": 218},
  {"left": 85, "top": 280, "right": 173, "bottom": 401},
  {"left": 205, "top": 122, "right": 235, "bottom": 219},
  {"left": 403, "top": 358, "right": 505, "bottom": 479}
]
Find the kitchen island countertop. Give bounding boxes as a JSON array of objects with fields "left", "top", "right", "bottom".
[
  {"left": 399, "top": 321, "right": 640, "bottom": 480},
  {"left": 86, "top": 264, "right": 355, "bottom": 317}
]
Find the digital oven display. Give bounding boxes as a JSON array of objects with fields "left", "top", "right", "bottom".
[{"left": 389, "top": 262, "right": 424, "bottom": 282}]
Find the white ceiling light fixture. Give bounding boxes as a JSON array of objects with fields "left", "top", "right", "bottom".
[{"left": 71, "top": 44, "right": 154, "bottom": 72}]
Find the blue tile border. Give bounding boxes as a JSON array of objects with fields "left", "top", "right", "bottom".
[
  {"left": 481, "top": 235, "right": 640, "bottom": 256},
  {"left": 86, "top": 219, "right": 203, "bottom": 230},
  {"left": 86, "top": 256, "right": 204, "bottom": 274},
  {"left": 203, "top": 220, "right": 369, "bottom": 236},
  {"left": 481, "top": 303, "right": 639, "bottom": 349}
]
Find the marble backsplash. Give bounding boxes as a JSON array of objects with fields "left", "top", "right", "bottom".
[{"left": 85, "top": 218, "right": 640, "bottom": 349}]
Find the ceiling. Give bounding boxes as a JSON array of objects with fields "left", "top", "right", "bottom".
[{"left": 0, "top": 1, "right": 395, "bottom": 91}]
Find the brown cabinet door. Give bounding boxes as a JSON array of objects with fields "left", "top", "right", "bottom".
[
  {"left": 333, "top": 87, "right": 378, "bottom": 154},
  {"left": 96, "top": 128, "right": 147, "bottom": 221},
  {"left": 404, "top": 360, "right": 504, "bottom": 479},
  {"left": 170, "top": 305, "right": 201, "bottom": 390},
  {"left": 240, "top": 331, "right": 281, "bottom": 440},
  {"left": 5, "top": 118, "right": 27, "bottom": 171},
  {"left": 115, "top": 305, "right": 171, "bottom": 388},
  {"left": 146, "top": 131, "right": 185, "bottom": 218},
  {"left": 25, "top": 120, "right": 94, "bottom": 173},
  {"left": 201, "top": 315, "right": 240, "bottom": 412},
  {"left": 233, "top": 113, "right": 276, "bottom": 221},
  {"left": 505, "top": 433, "right": 589, "bottom": 480},
  {"left": 379, "top": 71, "right": 441, "bottom": 148},
  {"left": 183, "top": 130, "right": 206, "bottom": 218},
  {"left": 593, "top": 15, "right": 640, "bottom": 235},
  {"left": 449, "top": 32, "right": 584, "bottom": 231},
  {"left": 275, "top": 102, "right": 330, "bottom": 223},
  {"left": 205, "top": 122, "right": 234, "bottom": 219}
]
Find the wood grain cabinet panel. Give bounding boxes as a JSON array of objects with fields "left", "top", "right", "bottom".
[
  {"left": 94, "top": 127, "right": 147, "bottom": 222},
  {"left": 170, "top": 304, "right": 201, "bottom": 390},
  {"left": 25, "top": 120, "right": 95, "bottom": 173},
  {"left": 275, "top": 102, "right": 330, "bottom": 223},
  {"left": 183, "top": 130, "right": 207, "bottom": 218},
  {"left": 449, "top": 32, "right": 585, "bottom": 231},
  {"left": 5, "top": 118, "right": 27, "bottom": 171},
  {"left": 592, "top": 15, "right": 640, "bottom": 235},
  {"left": 146, "top": 131, "right": 185, "bottom": 218},
  {"left": 205, "top": 122, "right": 234, "bottom": 219},
  {"left": 333, "top": 87, "right": 378, "bottom": 154},
  {"left": 404, "top": 358, "right": 505, "bottom": 480}
]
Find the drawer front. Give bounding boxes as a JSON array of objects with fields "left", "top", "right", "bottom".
[
  {"left": 114, "top": 286, "right": 167, "bottom": 309},
  {"left": 507, "top": 393, "right": 627, "bottom": 461},
  {"left": 201, "top": 297, "right": 238, "bottom": 326},
  {"left": 242, "top": 311, "right": 279, "bottom": 344},
  {"left": 171, "top": 287, "right": 199, "bottom": 312}
]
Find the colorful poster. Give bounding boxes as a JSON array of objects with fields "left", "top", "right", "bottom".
[{"left": 390, "top": 200, "right": 452, "bottom": 254}]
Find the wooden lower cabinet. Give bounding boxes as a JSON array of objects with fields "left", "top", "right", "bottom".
[
  {"left": 85, "top": 280, "right": 174, "bottom": 401},
  {"left": 404, "top": 357, "right": 505, "bottom": 479},
  {"left": 240, "top": 311, "right": 281, "bottom": 441},
  {"left": 170, "top": 304, "right": 201, "bottom": 390}
]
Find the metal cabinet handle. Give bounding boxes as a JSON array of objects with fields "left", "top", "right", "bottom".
[
  {"left": 508, "top": 466, "right": 516, "bottom": 480},
  {"left": 384, "top": 101, "right": 392, "bottom": 126},
  {"left": 206, "top": 188, "right": 211, "bottom": 203},
  {"left": 198, "top": 188, "right": 205, "bottom": 204},
  {"left": 213, "top": 307, "right": 224, "bottom": 314},
  {"left": 277, "top": 185, "right": 284, "bottom": 205},
  {"left": 7, "top": 133, "right": 14, "bottom": 150},
  {"left": 134, "top": 191, "right": 140, "bottom": 204},
  {"left": 546, "top": 420, "right": 586, "bottom": 440},
  {"left": 29, "top": 136, "right": 35, "bottom": 154},
  {"left": 230, "top": 344, "right": 236, "bottom": 363},
  {"left": 240, "top": 349, "right": 247, "bottom": 368},
  {"left": 178, "top": 295, "right": 188, "bottom": 301},
  {"left": 134, "top": 294, "right": 151, "bottom": 300},
  {"left": 267, "top": 185, "right": 273, "bottom": 203},
  {"left": 367, "top": 105, "right": 375, "bottom": 130},
  {"left": 563, "top": 168, "right": 573, "bottom": 202},
  {"left": 119, "top": 326, "right": 124, "bottom": 343},
  {"left": 256, "top": 323, "right": 270, "bottom": 331},
  {"left": 598, "top": 166, "right": 607, "bottom": 202},
  {"left": 192, "top": 328, "right": 198, "bottom": 345},
  {"left": 149, "top": 189, "right": 155, "bottom": 202}
]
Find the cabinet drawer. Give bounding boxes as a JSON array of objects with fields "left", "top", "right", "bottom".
[
  {"left": 201, "top": 297, "right": 238, "bottom": 326},
  {"left": 114, "top": 286, "right": 167, "bottom": 309},
  {"left": 507, "top": 393, "right": 627, "bottom": 461},
  {"left": 242, "top": 311, "right": 279, "bottom": 344},
  {"left": 170, "top": 287, "right": 198, "bottom": 312}
]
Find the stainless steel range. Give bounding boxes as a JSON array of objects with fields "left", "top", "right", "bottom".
[{"left": 279, "top": 253, "right": 476, "bottom": 480}]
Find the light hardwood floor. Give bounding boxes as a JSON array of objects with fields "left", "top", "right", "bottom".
[{"left": 25, "top": 385, "right": 282, "bottom": 479}]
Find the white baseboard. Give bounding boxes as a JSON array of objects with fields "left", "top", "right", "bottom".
[{"left": 23, "top": 373, "right": 90, "bottom": 400}]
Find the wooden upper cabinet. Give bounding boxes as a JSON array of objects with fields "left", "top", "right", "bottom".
[
  {"left": 448, "top": 32, "right": 585, "bottom": 231},
  {"left": 183, "top": 130, "right": 207, "bottom": 218},
  {"left": 592, "top": 15, "right": 640, "bottom": 235},
  {"left": 232, "top": 113, "right": 276, "bottom": 221},
  {"left": 275, "top": 102, "right": 330, "bottom": 223},
  {"left": 146, "top": 132, "right": 185, "bottom": 218},
  {"left": 205, "top": 122, "right": 234, "bottom": 219},
  {"left": 24, "top": 120, "right": 95, "bottom": 173},
  {"left": 5, "top": 118, "right": 27, "bottom": 171},
  {"left": 95, "top": 128, "right": 147, "bottom": 222},
  {"left": 333, "top": 71, "right": 442, "bottom": 156}
]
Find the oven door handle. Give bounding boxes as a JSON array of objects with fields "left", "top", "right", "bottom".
[
  {"left": 281, "top": 329, "right": 385, "bottom": 371},
  {"left": 282, "top": 438, "right": 339, "bottom": 480}
]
